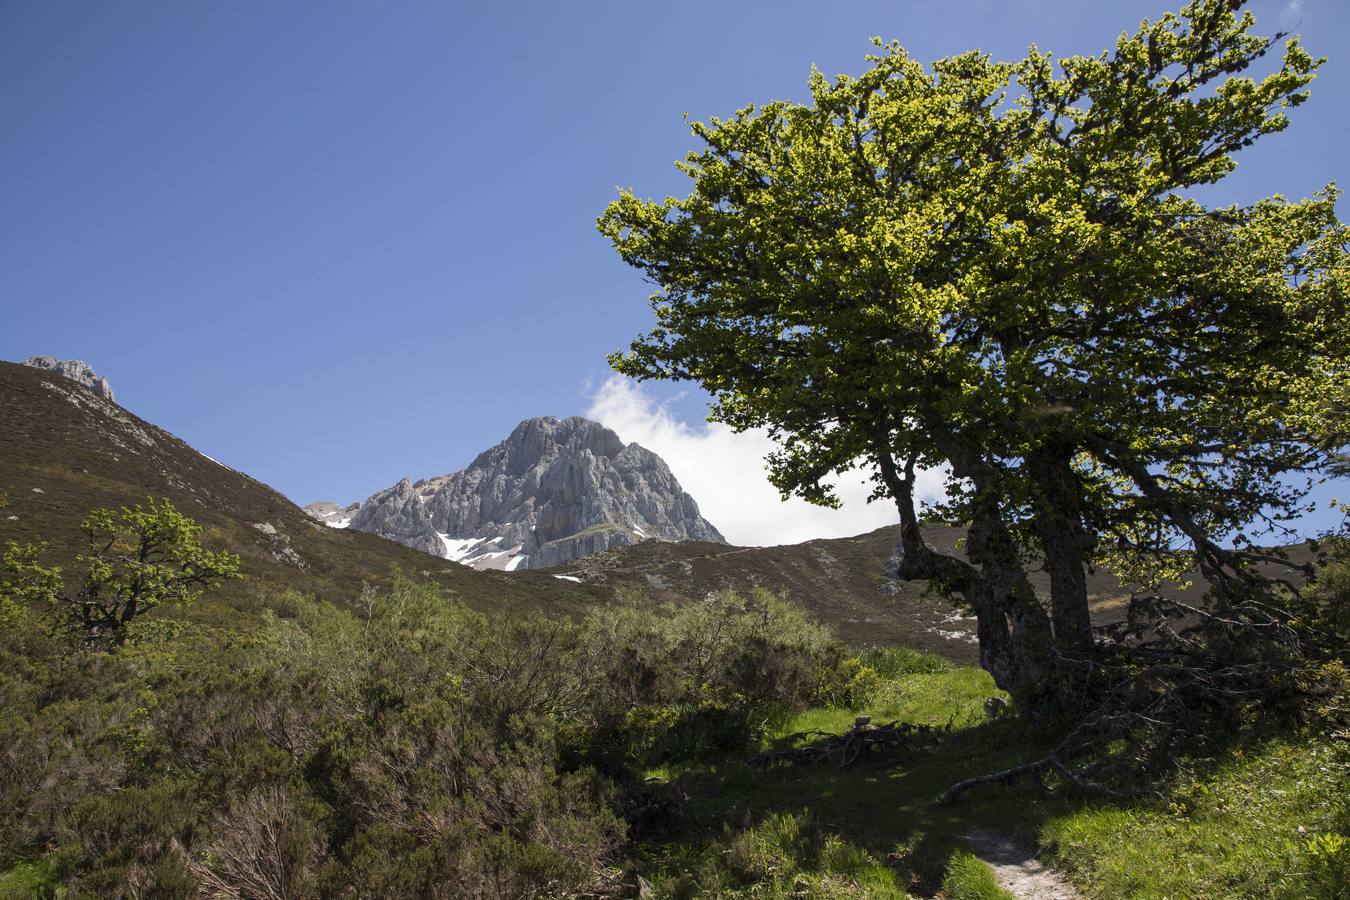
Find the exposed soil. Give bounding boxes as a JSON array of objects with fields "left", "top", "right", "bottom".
[{"left": 965, "top": 829, "right": 1085, "bottom": 900}]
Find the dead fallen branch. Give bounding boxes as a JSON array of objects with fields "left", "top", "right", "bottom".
[
  {"left": 745, "top": 717, "right": 945, "bottom": 769},
  {"left": 940, "top": 589, "right": 1314, "bottom": 805},
  {"left": 938, "top": 752, "right": 1119, "bottom": 805}
]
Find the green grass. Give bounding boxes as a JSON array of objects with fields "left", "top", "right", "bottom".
[
  {"left": 1043, "top": 735, "right": 1350, "bottom": 899},
  {"left": 857, "top": 645, "right": 955, "bottom": 679},
  {"left": 782, "top": 666, "right": 1003, "bottom": 736},
  {"left": 640, "top": 811, "right": 912, "bottom": 898},
  {"left": 636, "top": 658, "right": 1350, "bottom": 898},
  {"left": 941, "top": 850, "right": 1015, "bottom": 900},
  {"left": 637, "top": 667, "right": 1054, "bottom": 894},
  {"left": 0, "top": 860, "right": 57, "bottom": 898},
  {"left": 566, "top": 522, "right": 629, "bottom": 540}
]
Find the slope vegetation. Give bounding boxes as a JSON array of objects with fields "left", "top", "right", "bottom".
[
  {"left": 0, "top": 361, "right": 605, "bottom": 619},
  {"left": 7, "top": 358, "right": 1300, "bottom": 664},
  {"left": 552, "top": 524, "right": 1184, "bottom": 663}
]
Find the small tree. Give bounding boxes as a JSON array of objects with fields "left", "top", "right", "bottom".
[{"left": 1, "top": 498, "right": 241, "bottom": 647}]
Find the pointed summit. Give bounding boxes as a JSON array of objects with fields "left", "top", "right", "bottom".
[{"left": 336, "top": 416, "right": 724, "bottom": 570}]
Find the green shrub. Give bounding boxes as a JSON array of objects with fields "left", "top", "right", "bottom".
[
  {"left": 813, "top": 656, "right": 884, "bottom": 709},
  {"left": 1303, "top": 831, "right": 1350, "bottom": 897},
  {"left": 579, "top": 590, "right": 852, "bottom": 769},
  {"left": 0, "top": 574, "right": 864, "bottom": 897},
  {"left": 622, "top": 696, "right": 771, "bottom": 766},
  {"left": 1297, "top": 532, "right": 1350, "bottom": 664},
  {"left": 53, "top": 780, "right": 198, "bottom": 899}
]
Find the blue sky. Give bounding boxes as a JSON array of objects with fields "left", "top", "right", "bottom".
[{"left": 1, "top": 0, "right": 1345, "bottom": 544}]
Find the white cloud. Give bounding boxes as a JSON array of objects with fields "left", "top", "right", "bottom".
[
  {"left": 1281, "top": 0, "right": 1305, "bottom": 25},
  {"left": 586, "top": 376, "right": 946, "bottom": 547}
]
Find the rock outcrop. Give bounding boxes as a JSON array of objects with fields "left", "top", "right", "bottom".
[
  {"left": 301, "top": 501, "right": 359, "bottom": 528},
  {"left": 348, "top": 479, "right": 446, "bottom": 558},
  {"left": 21, "top": 356, "right": 116, "bottom": 403},
  {"left": 340, "top": 416, "right": 724, "bottom": 570}
]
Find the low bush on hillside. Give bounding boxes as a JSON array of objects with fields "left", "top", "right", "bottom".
[
  {"left": 5, "top": 541, "right": 1347, "bottom": 897},
  {"left": 0, "top": 579, "right": 859, "bottom": 897}
]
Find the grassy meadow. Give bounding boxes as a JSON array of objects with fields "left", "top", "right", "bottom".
[{"left": 0, "top": 576, "right": 1346, "bottom": 898}]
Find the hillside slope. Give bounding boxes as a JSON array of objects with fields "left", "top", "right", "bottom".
[
  {"left": 548, "top": 527, "right": 1106, "bottom": 663},
  {"left": 0, "top": 359, "right": 974, "bottom": 652},
  {"left": 0, "top": 361, "right": 606, "bottom": 618},
  {"left": 9, "top": 358, "right": 1289, "bottom": 665},
  {"left": 556, "top": 527, "right": 981, "bottom": 659},
  {"left": 547, "top": 519, "right": 1306, "bottom": 662}
]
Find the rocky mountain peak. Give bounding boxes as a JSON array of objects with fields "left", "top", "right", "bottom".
[
  {"left": 22, "top": 356, "right": 116, "bottom": 403},
  {"left": 334, "top": 416, "right": 724, "bottom": 570}
]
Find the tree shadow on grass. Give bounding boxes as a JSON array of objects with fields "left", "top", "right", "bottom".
[{"left": 642, "top": 717, "right": 1084, "bottom": 896}]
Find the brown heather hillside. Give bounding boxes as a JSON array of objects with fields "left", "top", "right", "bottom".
[
  {"left": 568, "top": 513, "right": 1320, "bottom": 661},
  {"left": 0, "top": 361, "right": 610, "bottom": 620},
  {"left": 0, "top": 360, "right": 986, "bottom": 657},
  {"left": 1, "top": 359, "right": 994, "bottom": 658},
  {"left": 4, "top": 360, "right": 1311, "bottom": 663},
  {"left": 554, "top": 528, "right": 986, "bottom": 660},
  {"left": 548, "top": 524, "right": 1201, "bottom": 664}
]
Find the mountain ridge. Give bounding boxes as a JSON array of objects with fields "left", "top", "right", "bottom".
[
  {"left": 0, "top": 360, "right": 608, "bottom": 619},
  {"left": 1, "top": 357, "right": 987, "bottom": 656},
  {"left": 323, "top": 415, "right": 725, "bottom": 570},
  {"left": 21, "top": 355, "right": 117, "bottom": 403}
]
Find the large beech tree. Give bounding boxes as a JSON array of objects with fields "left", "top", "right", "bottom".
[{"left": 599, "top": 0, "right": 1348, "bottom": 707}]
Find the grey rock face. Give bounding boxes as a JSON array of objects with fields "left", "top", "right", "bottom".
[
  {"left": 349, "top": 479, "right": 445, "bottom": 558},
  {"left": 530, "top": 524, "right": 639, "bottom": 569},
  {"left": 346, "top": 417, "right": 724, "bottom": 570},
  {"left": 22, "top": 356, "right": 116, "bottom": 403}
]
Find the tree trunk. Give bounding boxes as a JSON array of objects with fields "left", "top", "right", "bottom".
[
  {"left": 964, "top": 496, "right": 1057, "bottom": 708},
  {"left": 1026, "top": 446, "right": 1095, "bottom": 653},
  {"left": 877, "top": 444, "right": 1056, "bottom": 711}
]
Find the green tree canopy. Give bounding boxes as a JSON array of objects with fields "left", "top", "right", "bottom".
[
  {"left": 1, "top": 498, "right": 241, "bottom": 648},
  {"left": 599, "top": 0, "right": 1348, "bottom": 704}
]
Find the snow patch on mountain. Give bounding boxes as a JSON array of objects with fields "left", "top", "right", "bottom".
[{"left": 302, "top": 501, "right": 359, "bottom": 529}]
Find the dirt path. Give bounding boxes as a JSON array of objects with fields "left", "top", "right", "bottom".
[{"left": 965, "top": 829, "right": 1085, "bottom": 900}]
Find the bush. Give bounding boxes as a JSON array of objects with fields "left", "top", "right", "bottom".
[
  {"left": 577, "top": 590, "right": 850, "bottom": 768},
  {"left": 812, "top": 657, "right": 884, "bottom": 709},
  {"left": 0, "top": 574, "right": 860, "bottom": 897},
  {"left": 53, "top": 780, "right": 198, "bottom": 898},
  {"left": 1297, "top": 532, "right": 1350, "bottom": 665}
]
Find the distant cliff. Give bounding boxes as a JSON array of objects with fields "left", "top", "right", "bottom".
[{"left": 314, "top": 416, "right": 724, "bottom": 570}]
